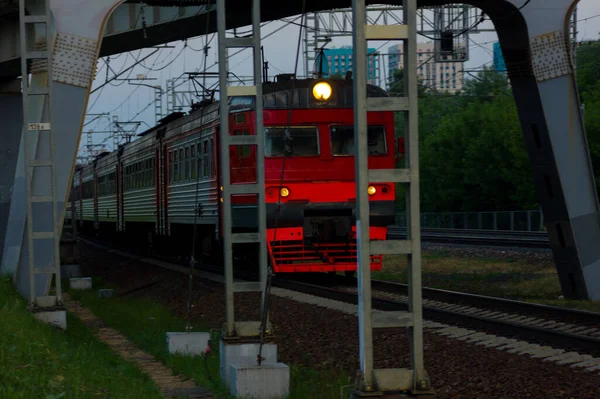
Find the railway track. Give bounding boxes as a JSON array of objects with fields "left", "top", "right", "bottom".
[
  {"left": 275, "top": 277, "right": 600, "bottom": 357},
  {"left": 388, "top": 227, "right": 550, "bottom": 248},
  {"left": 77, "top": 235, "right": 600, "bottom": 357}
]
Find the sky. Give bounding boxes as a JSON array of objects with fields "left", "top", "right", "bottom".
[{"left": 80, "top": 0, "right": 600, "bottom": 158}]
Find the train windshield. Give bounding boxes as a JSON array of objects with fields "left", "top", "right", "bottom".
[
  {"left": 265, "top": 126, "right": 320, "bottom": 156},
  {"left": 330, "top": 125, "right": 387, "bottom": 156}
]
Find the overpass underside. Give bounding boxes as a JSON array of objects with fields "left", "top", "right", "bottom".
[{"left": 0, "top": 0, "right": 598, "bottom": 312}]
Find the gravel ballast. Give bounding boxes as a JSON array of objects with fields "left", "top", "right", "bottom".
[{"left": 79, "top": 243, "right": 600, "bottom": 399}]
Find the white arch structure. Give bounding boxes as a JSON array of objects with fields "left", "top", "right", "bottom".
[{"left": 0, "top": 0, "right": 596, "bottom": 307}]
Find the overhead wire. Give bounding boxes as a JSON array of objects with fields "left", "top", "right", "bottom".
[
  {"left": 91, "top": 48, "right": 161, "bottom": 94},
  {"left": 170, "top": 17, "right": 302, "bottom": 93}
]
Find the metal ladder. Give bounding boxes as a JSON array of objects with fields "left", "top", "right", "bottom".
[
  {"left": 351, "top": 0, "right": 431, "bottom": 395},
  {"left": 18, "top": 0, "right": 63, "bottom": 308},
  {"left": 216, "top": 0, "right": 268, "bottom": 337}
]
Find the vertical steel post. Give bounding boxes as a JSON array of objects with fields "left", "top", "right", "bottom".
[
  {"left": 217, "top": 0, "right": 267, "bottom": 338},
  {"left": 19, "top": 0, "right": 62, "bottom": 307},
  {"left": 253, "top": 0, "right": 268, "bottom": 322},
  {"left": 216, "top": 0, "right": 234, "bottom": 336},
  {"left": 352, "top": 0, "right": 429, "bottom": 394},
  {"left": 352, "top": 0, "right": 374, "bottom": 389},
  {"left": 403, "top": 0, "right": 426, "bottom": 383}
]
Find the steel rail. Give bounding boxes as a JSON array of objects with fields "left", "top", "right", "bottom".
[{"left": 77, "top": 234, "right": 600, "bottom": 356}]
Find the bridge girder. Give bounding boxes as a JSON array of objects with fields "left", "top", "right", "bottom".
[{"left": 0, "top": 0, "right": 598, "bottom": 302}]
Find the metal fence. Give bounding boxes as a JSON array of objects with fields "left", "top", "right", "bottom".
[{"left": 395, "top": 210, "right": 545, "bottom": 232}]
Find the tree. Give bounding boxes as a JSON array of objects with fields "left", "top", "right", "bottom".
[
  {"left": 387, "top": 68, "right": 428, "bottom": 97},
  {"left": 461, "top": 65, "right": 511, "bottom": 100},
  {"left": 576, "top": 40, "right": 600, "bottom": 97}
]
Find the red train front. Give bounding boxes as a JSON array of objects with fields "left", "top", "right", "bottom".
[
  {"left": 68, "top": 76, "right": 402, "bottom": 276},
  {"left": 228, "top": 76, "right": 399, "bottom": 274}
]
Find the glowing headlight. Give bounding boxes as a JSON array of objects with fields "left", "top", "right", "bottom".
[
  {"left": 280, "top": 187, "right": 290, "bottom": 197},
  {"left": 368, "top": 186, "right": 376, "bottom": 196},
  {"left": 312, "top": 81, "right": 332, "bottom": 101}
]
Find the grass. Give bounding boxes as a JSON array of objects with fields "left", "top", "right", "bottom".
[
  {"left": 68, "top": 277, "right": 351, "bottom": 399},
  {"left": 0, "top": 275, "right": 164, "bottom": 399},
  {"left": 374, "top": 252, "right": 600, "bottom": 312}
]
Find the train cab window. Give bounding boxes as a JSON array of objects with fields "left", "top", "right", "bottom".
[
  {"left": 264, "top": 93, "right": 276, "bottom": 107},
  {"left": 203, "top": 140, "right": 210, "bottom": 177},
  {"left": 229, "top": 96, "right": 254, "bottom": 107},
  {"left": 274, "top": 91, "right": 288, "bottom": 107},
  {"left": 265, "top": 126, "right": 319, "bottom": 157},
  {"left": 330, "top": 126, "right": 387, "bottom": 156}
]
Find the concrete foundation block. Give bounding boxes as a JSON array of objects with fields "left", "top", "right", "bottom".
[
  {"left": 220, "top": 340, "right": 277, "bottom": 385},
  {"left": 35, "top": 296, "right": 57, "bottom": 308},
  {"left": 69, "top": 277, "right": 92, "bottom": 290},
  {"left": 166, "top": 332, "right": 210, "bottom": 356},
  {"left": 34, "top": 310, "right": 67, "bottom": 330},
  {"left": 98, "top": 289, "right": 113, "bottom": 298},
  {"left": 229, "top": 363, "right": 290, "bottom": 399},
  {"left": 60, "top": 264, "right": 81, "bottom": 279}
]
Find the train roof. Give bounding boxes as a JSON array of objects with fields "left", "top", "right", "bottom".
[{"left": 77, "top": 78, "right": 390, "bottom": 173}]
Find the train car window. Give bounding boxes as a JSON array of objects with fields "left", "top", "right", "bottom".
[
  {"left": 178, "top": 148, "right": 184, "bottom": 182},
  {"left": 211, "top": 138, "right": 215, "bottom": 177},
  {"left": 132, "top": 163, "right": 136, "bottom": 189},
  {"left": 330, "top": 126, "right": 387, "bottom": 156},
  {"left": 150, "top": 158, "right": 154, "bottom": 186},
  {"left": 185, "top": 147, "right": 191, "bottom": 181},
  {"left": 124, "top": 167, "right": 128, "bottom": 191},
  {"left": 173, "top": 150, "right": 179, "bottom": 183},
  {"left": 191, "top": 145, "right": 196, "bottom": 180},
  {"left": 203, "top": 140, "right": 210, "bottom": 177},
  {"left": 169, "top": 151, "right": 173, "bottom": 183},
  {"left": 196, "top": 143, "right": 204, "bottom": 178},
  {"left": 265, "top": 126, "right": 319, "bottom": 156}
]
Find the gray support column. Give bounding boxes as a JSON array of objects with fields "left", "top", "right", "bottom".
[
  {"left": 4, "top": 0, "right": 129, "bottom": 303},
  {"left": 0, "top": 80, "right": 24, "bottom": 267},
  {"left": 488, "top": 0, "right": 600, "bottom": 299},
  {"left": 1, "top": 71, "right": 48, "bottom": 278},
  {"left": 217, "top": 0, "right": 268, "bottom": 338},
  {"left": 351, "top": 0, "right": 431, "bottom": 396}
]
